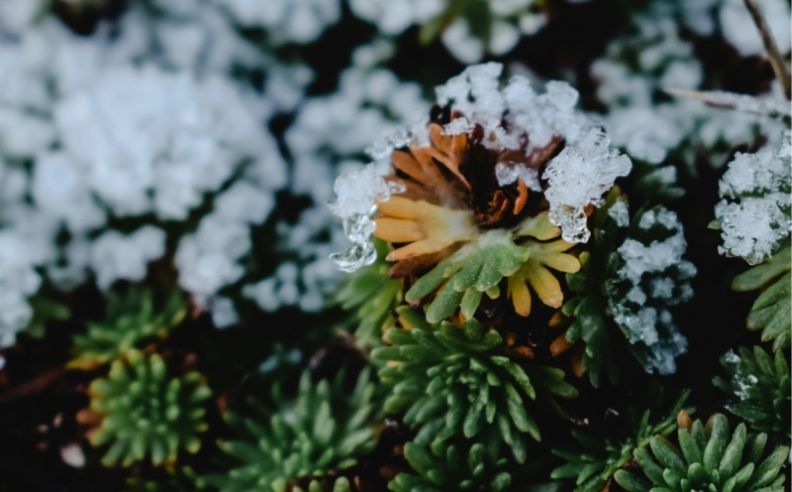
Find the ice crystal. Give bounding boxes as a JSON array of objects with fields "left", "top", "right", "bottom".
[
  {"left": 436, "top": 63, "right": 631, "bottom": 243},
  {"left": 260, "top": 67, "right": 424, "bottom": 301},
  {"left": 608, "top": 198, "right": 630, "bottom": 228},
  {"left": 544, "top": 145, "right": 631, "bottom": 243},
  {"left": 495, "top": 162, "right": 542, "bottom": 191},
  {"left": 329, "top": 165, "right": 405, "bottom": 272},
  {"left": 610, "top": 207, "right": 696, "bottom": 374},
  {"left": 715, "top": 131, "right": 791, "bottom": 264}
]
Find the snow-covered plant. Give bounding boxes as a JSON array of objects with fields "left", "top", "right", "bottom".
[
  {"left": 331, "top": 63, "right": 631, "bottom": 319},
  {"left": 703, "top": 0, "right": 791, "bottom": 58},
  {"left": 81, "top": 350, "right": 211, "bottom": 467},
  {"left": 0, "top": 3, "right": 289, "bottom": 342},
  {"left": 714, "top": 346, "right": 790, "bottom": 438},
  {"left": 204, "top": 369, "right": 377, "bottom": 492},
  {"left": 590, "top": 1, "right": 786, "bottom": 175},
  {"left": 561, "top": 190, "right": 695, "bottom": 383},
  {"left": 349, "top": 0, "right": 550, "bottom": 63},
  {"left": 208, "top": 0, "right": 341, "bottom": 45},
  {"left": 714, "top": 131, "right": 791, "bottom": 351},
  {"left": 614, "top": 413, "right": 789, "bottom": 492}
]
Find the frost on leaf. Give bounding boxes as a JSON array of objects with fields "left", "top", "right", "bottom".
[
  {"left": 715, "top": 131, "right": 791, "bottom": 265},
  {"left": 607, "top": 207, "right": 696, "bottom": 375}
]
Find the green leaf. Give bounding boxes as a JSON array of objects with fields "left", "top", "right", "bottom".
[
  {"left": 732, "top": 247, "right": 791, "bottom": 352},
  {"left": 406, "top": 230, "right": 529, "bottom": 322}
]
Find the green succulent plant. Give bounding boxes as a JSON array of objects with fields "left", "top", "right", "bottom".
[
  {"left": 71, "top": 288, "right": 187, "bottom": 370},
  {"left": 561, "top": 189, "right": 626, "bottom": 386},
  {"left": 372, "top": 307, "right": 577, "bottom": 464},
  {"left": 203, "top": 369, "right": 378, "bottom": 492},
  {"left": 86, "top": 350, "right": 211, "bottom": 467},
  {"left": 551, "top": 389, "right": 690, "bottom": 492},
  {"left": 336, "top": 239, "right": 402, "bottom": 347},
  {"left": 614, "top": 413, "right": 789, "bottom": 492},
  {"left": 731, "top": 246, "right": 791, "bottom": 352},
  {"left": 389, "top": 439, "right": 512, "bottom": 492},
  {"left": 713, "top": 346, "right": 790, "bottom": 438}
]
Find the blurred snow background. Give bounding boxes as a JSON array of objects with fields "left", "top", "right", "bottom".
[{"left": 0, "top": 0, "right": 788, "bottom": 345}]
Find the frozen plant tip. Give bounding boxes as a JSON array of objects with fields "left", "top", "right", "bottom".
[{"left": 329, "top": 164, "right": 405, "bottom": 272}]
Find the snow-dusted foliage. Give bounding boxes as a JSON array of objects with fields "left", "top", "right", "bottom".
[
  {"left": 590, "top": 1, "right": 786, "bottom": 171},
  {"left": 349, "top": 0, "right": 550, "bottom": 63},
  {"left": 211, "top": 0, "right": 341, "bottom": 44},
  {"left": 0, "top": 2, "right": 290, "bottom": 343},
  {"left": 715, "top": 131, "right": 791, "bottom": 265},
  {"left": 53, "top": 66, "right": 277, "bottom": 220},
  {"left": 609, "top": 207, "right": 696, "bottom": 374}
]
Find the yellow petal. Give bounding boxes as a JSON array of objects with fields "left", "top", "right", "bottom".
[
  {"left": 542, "top": 239, "right": 576, "bottom": 253},
  {"left": 526, "top": 264, "right": 564, "bottom": 308},
  {"left": 375, "top": 218, "right": 425, "bottom": 242},
  {"left": 542, "top": 253, "right": 581, "bottom": 273},
  {"left": 378, "top": 196, "right": 432, "bottom": 219},
  {"left": 508, "top": 274, "right": 532, "bottom": 317},
  {"left": 386, "top": 238, "right": 455, "bottom": 261}
]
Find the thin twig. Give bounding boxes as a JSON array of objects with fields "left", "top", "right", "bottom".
[
  {"left": 663, "top": 87, "right": 789, "bottom": 119},
  {"left": 0, "top": 366, "right": 66, "bottom": 402},
  {"left": 743, "top": 0, "right": 791, "bottom": 100}
]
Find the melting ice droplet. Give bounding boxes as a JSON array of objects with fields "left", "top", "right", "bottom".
[{"left": 328, "top": 164, "right": 404, "bottom": 272}]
